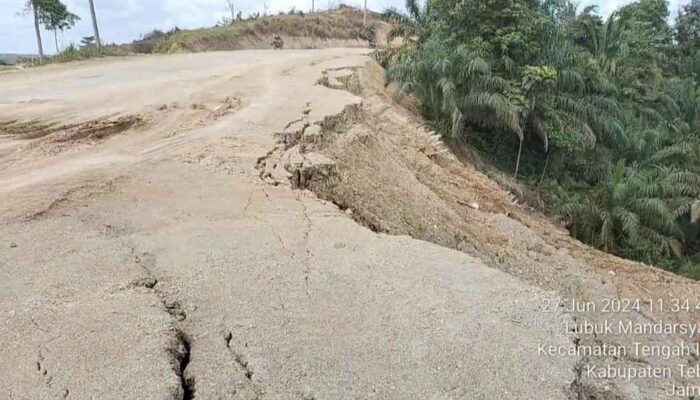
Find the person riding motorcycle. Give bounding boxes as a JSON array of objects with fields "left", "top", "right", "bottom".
[{"left": 272, "top": 35, "right": 284, "bottom": 50}]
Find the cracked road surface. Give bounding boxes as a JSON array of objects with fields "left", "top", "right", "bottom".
[{"left": 1, "top": 50, "right": 576, "bottom": 399}]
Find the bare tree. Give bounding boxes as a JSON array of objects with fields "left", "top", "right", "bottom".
[
  {"left": 262, "top": 1, "right": 269, "bottom": 16},
  {"left": 311, "top": 0, "right": 314, "bottom": 13},
  {"left": 225, "top": 0, "right": 234, "bottom": 21},
  {"left": 88, "top": 0, "right": 101, "bottom": 49}
]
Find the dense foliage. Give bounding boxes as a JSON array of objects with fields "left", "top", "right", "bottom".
[{"left": 383, "top": 0, "right": 700, "bottom": 278}]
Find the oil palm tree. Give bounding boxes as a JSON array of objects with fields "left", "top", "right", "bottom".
[
  {"left": 382, "top": 0, "right": 699, "bottom": 271},
  {"left": 388, "top": 42, "right": 519, "bottom": 142},
  {"left": 388, "top": 39, "right": 611, "bottom": 179},
  {"left": 560, "top": 160, "right": 686, "bottom": 262},
  {"left": 383, "top": 0, "right": 431, "bottom": 46}
]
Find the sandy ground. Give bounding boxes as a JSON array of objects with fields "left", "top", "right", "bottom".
[{"left": 0, "top": 50, "right": 577, "bottom": 399}]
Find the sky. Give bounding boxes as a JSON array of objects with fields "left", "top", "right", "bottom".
[{"left": 0, "top": 0, "right": 691, "bottom": 54}]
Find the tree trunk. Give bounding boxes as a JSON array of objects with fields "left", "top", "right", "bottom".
[
  {"left": 538, "top": 152, "right": 550, "bottom": 188},
  {"left": 54, "top": 31, "right": 59, "bottom": 54},
  {"left": 312, "top": 0, "right": 314, "bottom": 12},
  {"left": 363, "top": 0, "right": 367, "bottom": 25},
  {"left": 32, "top": 1, "right": 44, "bottom": 62},
  {"left": 88, "top": 0, "right": 102, "bottom": 50},
  {"left": 514, "top": 139, "right": 524, "bottom": 179}
]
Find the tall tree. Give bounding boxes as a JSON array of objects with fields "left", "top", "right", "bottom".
[
  {"left": 383, "top": 0, "right": 432, "bottom": 46},
  {"left": 24, "top": 0, "right": 80, "bottom": 58},
  {"left": 88, "top": 0, "right": 101, "bottom": 50},
  {"left": 38, "top": 0, "right": 79, "bottom": 53},
  {"left": 31, "top": 0, "right": 44, "bottom": 61},
  {"left": 677, "top": 0, "right": 700, "bottom": 55}
]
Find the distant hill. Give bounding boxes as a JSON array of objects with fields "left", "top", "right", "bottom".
[{"left": 0, "top": 54, "right": 37, "bottom": 64}]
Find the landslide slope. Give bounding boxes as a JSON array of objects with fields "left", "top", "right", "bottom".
[{"left": 275, "top": 60, "right": 700, "bottom": 399}]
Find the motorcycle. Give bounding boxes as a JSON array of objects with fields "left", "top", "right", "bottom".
[{"left": 272, "top": 35, "right": 284, "bottom": 50}]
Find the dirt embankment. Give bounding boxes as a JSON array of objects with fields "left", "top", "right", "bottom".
[
  {"left": 263, "top": 60, "right": 700, "bottom": 399},
  {"left": 133, "top": 7, "right": 388, "bottom": 54}
]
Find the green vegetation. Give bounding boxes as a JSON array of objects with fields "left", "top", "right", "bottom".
[
  {"left": 382, "top": 0, "right": 700, "bottom": 278},
  {"left": 36, "top": 0, "right": 79, "bottom": 53},
  {"left": 23, "top": 0, "right": 80, "bottom": 61},
  {"left": 49, "top": 43, "right": 126, "bottom": 63}
]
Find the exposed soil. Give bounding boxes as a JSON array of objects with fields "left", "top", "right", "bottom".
[
  {"left": 277, "top": 60, "right": 700, "bottom": 399},
  {"left": 145, "top": 7, "right": 389, "bottom": 54}
]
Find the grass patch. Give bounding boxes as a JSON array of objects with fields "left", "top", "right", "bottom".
[{"left": 50, "top": 44, "right": 129, "bottom": 64}]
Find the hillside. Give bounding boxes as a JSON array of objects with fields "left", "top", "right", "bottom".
[
  {"left": 380, "top": 0, "right": 700, "bottom": 280},
  {"left": 130, "top": 6, "right": 387, "bottom": 54},
  {"left": 264, "top": 59, "right": 700, "bottom": 399}
]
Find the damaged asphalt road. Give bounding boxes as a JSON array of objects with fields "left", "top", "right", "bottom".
[{"left": 1, "top": 49, "right": 576, "bottom": 399}]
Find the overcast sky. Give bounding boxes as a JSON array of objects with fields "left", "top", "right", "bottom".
[{"left": 0, "top": 0, "right": 690, "bottom": 54}]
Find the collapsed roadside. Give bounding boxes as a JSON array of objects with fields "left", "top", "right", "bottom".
[{"left": 266, "top": 60, "right": 700, "bottom": 399}]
